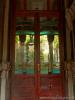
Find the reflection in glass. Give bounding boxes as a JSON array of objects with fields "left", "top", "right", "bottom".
[
  {"left": 40, "top": 17, "right": 58, "bottom": 31},
  {"left": 16, "top": 17, "right": 34, "bottom": 32},
  {"left": 40, "top": 35, "right": 49, "bottom": 74},
  {"left": 40, "top": 35, "right": 60, "bottom": 74},
  {"left": 15, "top": 34, "right": 60, "bottom": 74},
  {"left": 15, "top": 35, "right": 34, "bottom": 74}
]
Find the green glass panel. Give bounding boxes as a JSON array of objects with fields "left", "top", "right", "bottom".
[
  {"left": 51, "top": 68, "right": 60, "bottom": 74},
  {"left": 16, "top": 31, "right": 34, "bottom": 35},
  {"left": 16, "top": 31, "right": 59, "bottom": 35},
  {"left": 16, "top": 16, "right": 59, "bottom": 36}
]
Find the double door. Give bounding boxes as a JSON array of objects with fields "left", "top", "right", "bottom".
[{"left": 11, "top": 15, "right": 65, "bottom": 100}]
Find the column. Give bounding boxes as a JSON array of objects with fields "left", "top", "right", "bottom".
[
  {"left": 65, "top": 8, "right": 74, "bottom": 100},
  {"left": 0, "top": 0, "right": 5, "bottom": 99},
  {"left": 66, "top": 62, "right": 74, "bottom": 100},
  {"left": 66, "top": 26, "right": 74, "bottom": 100},
  {"left": 73, "top": 20, "right": 75, "bottom": 61},
  {"left": 0, "top": 68, "right": 6, "bottom": 100},
  {"left": 0, "top": 0, "right": 4, "bottom": 63},
  {"left": 66, "top": 30, "right": 71, "bottom": 61},
  {"left": 2, "top": 0, "right": 10, "bottom": 63},
  {"left": 1, "top": 0, "right": 10, "bottom": 100},
  {"left": 0, "top": 64, "right": 9, "bottom": 100}
]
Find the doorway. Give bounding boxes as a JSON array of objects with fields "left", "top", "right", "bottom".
[{"left": 10, "top": 6, "right": 65, "bottom": 98}]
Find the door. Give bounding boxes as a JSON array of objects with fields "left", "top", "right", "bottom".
[
  {"left": 38, "top": 34, "right": 65, "bottom": 100},
  {"left": 11, "top": 15, "right": 65, "bottom": 100}
]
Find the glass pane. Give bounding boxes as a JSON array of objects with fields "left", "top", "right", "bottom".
[
  {"left": 15, "top": 35, "right": 34, "bottom": 74},
  {"left": 16, "top": 17, "right": 34, "bottom": 34},
  {"left": 16, "top": 17, "right": 59, "bottom": 35},
  {"left": 40, "top": 17, "right": 58, "bottom": 32},
  {"left": 52, "top": 35, "right": 60, "bottom": 74},
  {"left": 40, "top": 35, "right": 49, "bottom": 74},
  {"left": 40, "top": 35, "right": 60, "bottom": 74}
]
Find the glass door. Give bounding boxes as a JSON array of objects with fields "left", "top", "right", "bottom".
[
  {"left": 39, "top": 34, "right": 64, "bottom": 100},
  {"left": 12, "top": 17, "right": 37, "bottom": 100},
  {"left": 11, "top": 0, "right": 65, "bottom": 99},
  {"left": 12, "top": 14, "right": 63, "bottom": 100},
  {"left": 15, "top": 35, "right": 35, "bottom": 74},
  {"left": 15, "top": 17, "right": 35, "bottom": 74}
]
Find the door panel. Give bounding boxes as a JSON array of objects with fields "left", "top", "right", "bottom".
[
  {"left": 39, "top": 35, "right": 64, "bottom": 100},
  {"left": 11, "top": 34, "right": 36, "bottom": 100},
  {"left": 11, "top": 75, "right": 35, "bottom": 100}
]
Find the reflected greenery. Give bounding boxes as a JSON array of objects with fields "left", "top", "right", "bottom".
[
  {"left": 16, "top": 31, "right": 59, "bottom": 35},
  {"left": 15, "top": 35, "right": 60, "bottom": 74}
]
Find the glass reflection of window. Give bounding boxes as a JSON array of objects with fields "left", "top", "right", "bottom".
[
  {"left": 15, "top": 35, "right": 34, "bottom": 74},
  {"left": 40, "top": 35, "right": 60, "bottom": 74},
  {"left": 40, "top": 17, "right": 58, "bottom": 32},
  {"left": 50, "top": 35, "right": 60, "bottom": 74},
  {"left": 40, "top": 35, "right": 49, "bottom": 74},
  {"left": 53, "top": 36, "right": 60, "bottom": 67}
]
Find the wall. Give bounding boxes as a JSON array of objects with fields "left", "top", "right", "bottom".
[{"left": 64, "top": 0, "right": 75, "bottom": 99}]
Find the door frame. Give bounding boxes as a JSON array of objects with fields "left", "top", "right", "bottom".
[{"left": 11, "top": 0, "right": 65, "bottom": 98}]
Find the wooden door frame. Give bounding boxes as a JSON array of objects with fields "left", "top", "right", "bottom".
[{"left": 11, "top": 0, "right": 65, "bottom": 99}]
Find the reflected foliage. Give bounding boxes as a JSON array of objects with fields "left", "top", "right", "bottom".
[{"left": 15, "top": 35, "right": 60, "bottom": 74}]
